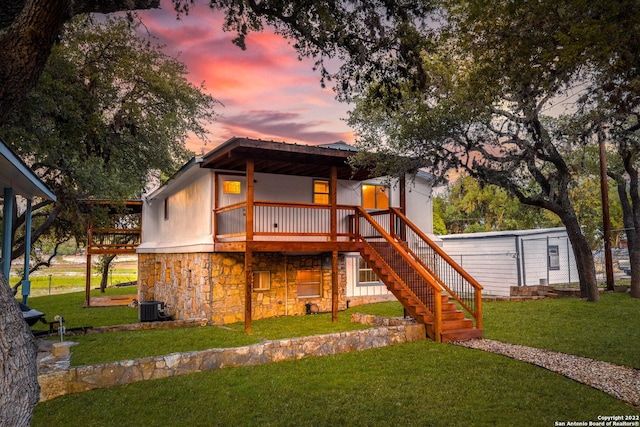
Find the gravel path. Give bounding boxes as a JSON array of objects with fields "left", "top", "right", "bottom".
[{"left": 453, "top": 339, "right": 640, "bottom": 409}]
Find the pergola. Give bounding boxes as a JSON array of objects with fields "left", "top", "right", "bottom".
[
  {"left": 80, "top": 200, "right": 142, "bottom": 307},
  {"left": 0, "top": 138, "right": 56, "bottom": 304}
]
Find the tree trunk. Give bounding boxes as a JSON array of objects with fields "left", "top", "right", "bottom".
[
  {"left": 626, "top": 162, "right": 640, "bottom": 298},
  {"left": 99, "top": 254, "right": 117, "bottom": 293},
  {"left": 0, "top": 272, "right": 40, "bottom": 427},
  {"left": 615, "top": 174, "right": 640, "bottom": 298},
  {"left": 562, "top": 215, "right": 600, "bottom": 301}
]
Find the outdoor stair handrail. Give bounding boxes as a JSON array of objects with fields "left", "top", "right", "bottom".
[
  {"left": 354, "top": 206, "right": 444, "bottom": 340},
  {"left": 389, "top": 207, "right": 483, "bottom": 330}
]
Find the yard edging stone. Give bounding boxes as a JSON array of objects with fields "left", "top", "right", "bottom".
[{"left": 38, "top": 316, "right": 424, "bottom": 402}]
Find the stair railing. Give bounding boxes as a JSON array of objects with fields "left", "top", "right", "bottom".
[
  {"left": 354, "top": 207, "right": 443, "bottom": 340},
  {"left": 389, "top": 208, "right": 483, "bottom": 330}
]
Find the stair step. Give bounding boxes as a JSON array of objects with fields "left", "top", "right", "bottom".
[
  {"left": 442, "top": 310, "right": 465, "bottom": 320},
  {"left": 441, "top": 318, "right": 473, "bottom": 330},
  {"left": 440, "top": 328, "right": 483, "bottom": 342},
  {"left": 441, "top": 302, "right": 457, "bottom": 311}
]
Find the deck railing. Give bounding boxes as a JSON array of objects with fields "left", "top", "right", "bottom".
[
  {"left": 212, "top": 201, "right": 482, "bottom": 330},
  {"left": 214, "top": 201, "right": 356, "bottom": 241},
  {"left": 88, "top": 228, "right": 141, "bottom": 254}
]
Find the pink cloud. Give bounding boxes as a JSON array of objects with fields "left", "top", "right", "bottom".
[{"left": 137, "top": 1, "right": 354, "bottom": 153}]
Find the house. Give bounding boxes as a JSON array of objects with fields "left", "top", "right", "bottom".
[
  {"left": 439, "top": 227, "right": 579, "bottom": 297},
  {"left": 1, "top": 137, "right": 57, "bottom": 305},
  {"left": 137, "top": 137, "right": 483, "bottom": 342}
]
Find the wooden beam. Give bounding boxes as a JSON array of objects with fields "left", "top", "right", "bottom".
[
  {"left": 244, "top": 248, "right": 253, "bottom": 333},
  {"left": 330, "top": 166, "right": 337, "bottom": 242},
  {"left": 85, "top": 253, "right": 92, "bottom": 307},
  {"left": 246, "top": 159, "right": 254, "bottom": 241},
  {"left": 213, "top": 172, "right": 219, "bottom": 244},
  {"left": 331, "top": 250, "right": 339, "bottom": 323},
  {"left": 245, "top": 158, "right": 255, "bottom": 333}
]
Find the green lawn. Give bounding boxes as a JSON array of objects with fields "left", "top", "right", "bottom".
[
  {"left": 27, "top": 285, "right": 140, "bottom": 335},
  {"left": 33, "top": 341, "right": 637, "bottom": 427},
  {"left": 482, "top": 292, "right": 640, "bottom": 368},
  {"left": 30, "top": 291, "right": 640, "bottom": 426}
]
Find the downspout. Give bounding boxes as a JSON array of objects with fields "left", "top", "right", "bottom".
[{"left": 284, "top": 253, "right": 288, "bottom": 316}]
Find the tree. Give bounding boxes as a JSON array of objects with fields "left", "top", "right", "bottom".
[
  {"left": 435, "top": 176, "right": 562, "bottom": 234},
  {"left": 0, "top": 274, "right": 39, "bottom": 426},
  {"left": 0, "top": 10, "right": 215, "bottom": 423},
  {"left": 1, "top": 15, "right": 217, "bottom": 269},
  {"left": 343, "top": 0, "right": 640, "bottom": 302},
  {"left": 0, "top": 0, "right": 162, "bottom": 122}
]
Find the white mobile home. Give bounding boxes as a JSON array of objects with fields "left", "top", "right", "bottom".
[{"left": 440, "top": 228, "right": 578, "bottom": 297}]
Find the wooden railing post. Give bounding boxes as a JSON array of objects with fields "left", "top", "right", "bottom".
[
  {"left": 330, "top": 166, "right": 337, "bottom": 242},
  {"left": 331, "top": 250, "right": 338, "bottom": 322},
  {"left": 244, "top": 248, "right": 252, "bottom": 333},
  {"left": 246, "top": 160, "right": 254, "bottom": 241}
]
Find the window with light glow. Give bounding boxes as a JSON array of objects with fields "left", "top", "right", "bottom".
[
  {"left": 362, "top": 184, "right": 389, "bottom": 209},
  {"left": 223, "top": 180, "right": 241, "bottom": 194},
  {"left": 297, "top": 270, "right": 321, "bottom": 297},
  {"left": 313, "top": 180, "right": 329, "bottom": 204}
]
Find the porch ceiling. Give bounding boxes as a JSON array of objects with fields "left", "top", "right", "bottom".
[{"left": 200, "top": 137, "right": 373, "bottom": 180}]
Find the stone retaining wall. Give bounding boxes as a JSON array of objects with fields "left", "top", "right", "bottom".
[{"left": 38, "top": 319, "right": 425, "bottom": 402}]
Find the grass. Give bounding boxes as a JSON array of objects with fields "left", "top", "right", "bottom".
[
  {"left": 29, "top": 290, "right": 393, "bottom": 366},
  {"left": 29, "top": 291, "right": 640, "bottom": 425},
  {"left": 482, "top": 292, "right": 640, "bottom": 368},
  {"left": 33, "top": 341, "right": 637, "bottom": 426},
  {"left": 27, "top": 286, "right": 140, "bottom": 334}
]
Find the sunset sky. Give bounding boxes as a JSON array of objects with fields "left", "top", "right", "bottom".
[{"left": 138, "top": 1, "right": 355, "bottom": 154}]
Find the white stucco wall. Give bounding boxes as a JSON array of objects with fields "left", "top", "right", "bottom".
[{"left": 138, "top": 167, "right": 214, "bottom": 253}]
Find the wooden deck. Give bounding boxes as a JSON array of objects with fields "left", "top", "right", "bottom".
[{"left": 85, "top": 294, "right": 137, "bottom": 307}]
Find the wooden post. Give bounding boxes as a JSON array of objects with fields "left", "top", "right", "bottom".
[
  {"left": 399, "top": 175, "right": 406, "bottom": 214},
  {"left": 244, "top": 248, "right": 253, "bottom": 333},
  {"left": 246, "top": 160, "right": 254, "bottom": 241},
  {"left": 244, "top": 159, "right": 255, "bottom": 332},
  {"left": 330, "top": 166, "right": 337, "bottom": 242},
  {"left": 399, "top": 176, "right": 407, "bottom": 241},
  {"left": 85, "top": 218, "right": 93, "bottom": 307},
  {"left": 213, "top": 173, "right": 219, "bottom": 244},
  {"left": 85, "top": 253, "right": 92, "bottom": 307},
  {"left": 331, "top": 250, "right": 338, "bottom": 323}
]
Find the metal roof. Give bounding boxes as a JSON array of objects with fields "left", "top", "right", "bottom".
[
  {"left": 0, "top": 138, "right": 56, "bottom": 201},
  {"left": 199, "top": 137, "right": 374, "bottom": 180}
]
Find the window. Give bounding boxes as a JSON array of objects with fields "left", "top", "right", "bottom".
[
  {"left": 253, "top": 271, "right": 271, "bottom": 291},
  {"left": 223, "top": 180, "right": 241, "bottom": 194},
  {"left": 548, "top": 245, "right": 560, "bottom": 270},
  {"left": 358, "top": 257, "right": 379, "bottom": 284},
  {"left": 163, "top": 198, "right": 169, "bottom": 220},
  {"left": 362, "top": 184, "right": 389, "bottom": 209},
  {"left": 297, "top": 270, "right": 321, "bottom": 297},
  {"left": 313, "top": 180, "right": 330, "bottom": 204}
]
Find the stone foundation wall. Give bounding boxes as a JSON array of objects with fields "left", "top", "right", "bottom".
[
  {"left": 138, "top": 252, "right": 348, "bottom": 324},
  {"left": 38, "top": 322, "right": 426, "bottom": 402}
]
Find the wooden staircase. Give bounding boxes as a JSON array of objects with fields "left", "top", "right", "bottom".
[{"left": 355, "top": 208, "right": 483, "bottom": 342}]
